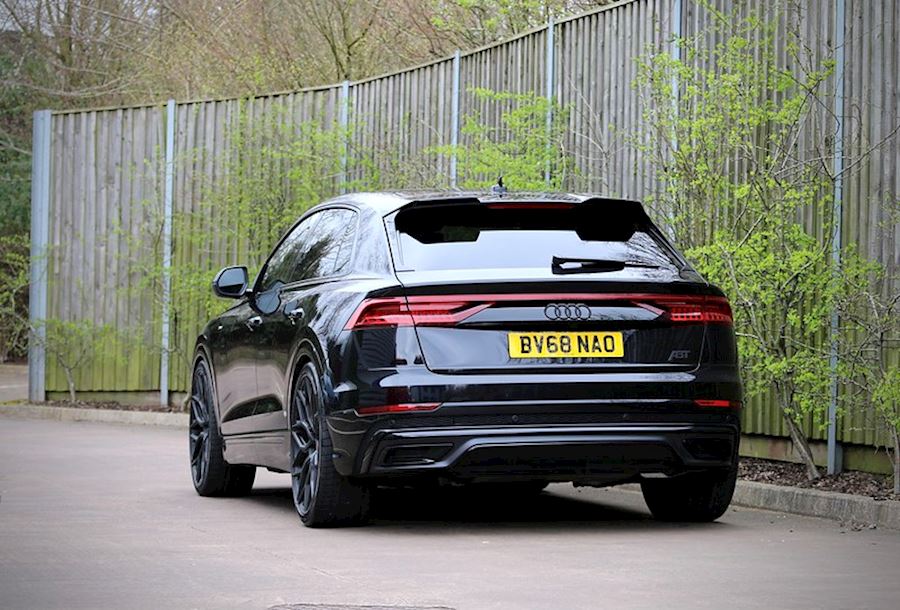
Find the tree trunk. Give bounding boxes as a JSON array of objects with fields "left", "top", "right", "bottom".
[
  {"left": 784, "top": 415, "right": 821, "bottom": 480},
  {"left": 64, "top": 368, "right": 77, "bottom": 403}
]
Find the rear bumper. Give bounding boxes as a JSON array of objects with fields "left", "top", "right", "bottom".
[
  {"left": 328, "top": 365, "right": 742, "bottom": 481},
  {"left": 350, "top": 419, "right": 739, "bottom": 483}
]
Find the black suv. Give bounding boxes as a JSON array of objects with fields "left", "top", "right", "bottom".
[{"left": 188, "top": 192, "right": 741, "bottom": 527}]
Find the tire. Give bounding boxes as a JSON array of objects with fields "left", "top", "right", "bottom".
[
  {"left": 289, "top": 361, "right": 371, "bottom": 528},
  {"left": 640, "top": 466, "right": 737, "bottom": 522},
  {"left": 189, "top": 355, "right": 256, "bottom": 497}
]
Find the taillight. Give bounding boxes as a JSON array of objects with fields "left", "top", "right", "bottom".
[
  {"left": 635, "top": 295, "right": 733, "bottom": 325},
  {"left": 694, "top": 399, "right": 742, "bottom": 409},
  {"left": 345, "top": 297, "right": 491, "bottom": 330},
  {"left": 355, "top": 402, "right": 441, "bottom": 416},
  {"left": 345, "top": 293, "right": 731, "bottom": 329}
]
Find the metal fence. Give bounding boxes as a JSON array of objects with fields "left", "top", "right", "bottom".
[{"left": 29, "top": 0, "right": 899, "bottom": 455}]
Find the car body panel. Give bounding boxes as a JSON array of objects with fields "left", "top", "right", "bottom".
[
  {"left": 196, "top": 191, "right": 742, "bottom": 486},
  {"left": 206, "top": 300, "right": 259, "bottom": 429}
]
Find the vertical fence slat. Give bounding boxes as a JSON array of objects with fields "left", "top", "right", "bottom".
[
  {"left": 828, "top": 0, "right": 847, "bottom": 474},
  {"left": 159, "top": 100, "right": 176, "bottom": 406},
  {"left": 450, "top": 50, "right": 461, "bottom": 188},
  {"left": 544, "top": 17, "right": 555, "bottom": 186}
]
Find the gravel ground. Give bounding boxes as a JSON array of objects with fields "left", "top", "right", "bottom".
[{"left": 739, "top": 457, "right": 898, "bottom": 501}]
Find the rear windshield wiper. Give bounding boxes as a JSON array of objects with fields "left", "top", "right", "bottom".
[{"left": 551, "top": 256, "right": 660, "bottom": 275}]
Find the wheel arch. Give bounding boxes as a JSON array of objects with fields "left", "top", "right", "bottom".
[
  {"left": 287, "top": 334, "right": 327, "bottom": 393},
  {"left": 191, "top": 340, "right": 224, "bottom": 431},
  {"left": 291, "top": 331, "right": 324, "bottom": 367},
  {"left": 285, "top": 334, "right": 341, "bottom": 434}
]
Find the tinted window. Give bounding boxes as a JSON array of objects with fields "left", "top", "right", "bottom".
[
  {"left": 259, "top": 212, "right": 323, "bottom": 291},
  {"left": 259, "top": 208, "right": 357, "bottom": 291},
  {"left": 392, "top": 203, "right": 677, "bottom": 273},
  {"left": 302, "top": 209, "right": 357, "bottom": 279}
]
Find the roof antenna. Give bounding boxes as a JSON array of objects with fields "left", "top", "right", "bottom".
[{"left": 491, "top": 175, "right": 507, "bottom": 195}]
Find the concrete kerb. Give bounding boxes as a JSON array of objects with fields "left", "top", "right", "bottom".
[
  {"left": 616, "top": 477, "right": 899, "bottom": 531},
  {"left": 2, "top": 403, "right": 898, "bottom": 529},
  {"left": 0, "top": 403, "right": 187, "bottom": 428},
  {"left": 732, "top": 480, "right": 900, "bottom": 531}
]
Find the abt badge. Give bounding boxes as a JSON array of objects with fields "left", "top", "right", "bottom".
[{"left": 669, "top": 350, "right": 692, "bottom": 361}]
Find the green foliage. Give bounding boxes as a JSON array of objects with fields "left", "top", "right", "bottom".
[
  {"left": 0, "top": 149, "right": 30, "bottom": 237},
  {"left": 1, "top": 39, "right": 44, "bottom": 238},
  {"left": 0, "top": 46, "right": 36, "bottom": 363},
  {"left": 835, "top": 258, "right": 900, "bottom": 492},
  {"left": 37, "top": 319, "right": 118, "bottom": 402},
  {"left": 47, "top": 86, "right": 576, "bottom": 395},
  {"left": 126, "top": 104, "right": 386, "bottom": 382},
  {"left": 689, "top": 226, "right": 839, "bottom": 423},
  {"left": 635, "top": 6, "right": 849, "bottom": 478},
  {"left": 873, "top": 367, "right": 900, "bottom": 436},
  {"left": 635, "top": 11, "right": 834, "bottom": 246},
  {"left": 431, "top": 88, "right": 572, "bottom": 190},
  {"left": 0, "top": 234, "right": 30, "bottom": 362},
  {"left": 122, "top": 89, "right": 574, "bottom": 387},
  {"left": 0, "top": 52, "right": 32, "bottom": 362}
]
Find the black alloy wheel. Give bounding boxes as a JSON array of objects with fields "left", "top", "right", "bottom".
[
  {"left": 189, "top": 355, "right": 256, "bottom": 497},
  {"left": 290, "top": 366, "right": 321, "bottom": 518},
  {"left": 189, "top": 361, "right": 212, "bottom": 486},
  {"left": 289, "top": 361, "right": 371, "bottom": 527}
]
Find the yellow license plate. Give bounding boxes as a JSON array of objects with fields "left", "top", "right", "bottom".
[{"left": 508, "top": 331, "right": 624, "bottom": 358}]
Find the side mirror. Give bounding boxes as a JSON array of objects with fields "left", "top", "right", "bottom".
[{"left": 212, "top": 266, "right": 249, "bottom": 299}]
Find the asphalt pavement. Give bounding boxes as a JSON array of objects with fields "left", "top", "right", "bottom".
[
  {"left": 1, "top": 416, "right": 899, "bottom": 610},
  {"left": 0, "top": 363, "right": 27, "bottom": 403}
]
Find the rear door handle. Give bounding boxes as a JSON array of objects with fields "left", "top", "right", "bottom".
[{"left": 245, "top": 315, "right": 263, "bottom": 331}]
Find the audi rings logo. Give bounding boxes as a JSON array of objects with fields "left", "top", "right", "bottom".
[{"left": 543, "top": 303, "right": 591, "bottom": 321}]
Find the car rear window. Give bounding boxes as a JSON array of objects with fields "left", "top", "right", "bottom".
[{"left": 391, "top": 202, "right": 678, "bottom": 273}]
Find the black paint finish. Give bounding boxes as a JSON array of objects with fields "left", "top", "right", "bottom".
[{"left": 196, "top": 192, "right": 742, "bottom": 485}]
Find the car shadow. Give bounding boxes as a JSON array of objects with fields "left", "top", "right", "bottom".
[{"left": 242, "top": 484, "right": 732, "bottom": 533}]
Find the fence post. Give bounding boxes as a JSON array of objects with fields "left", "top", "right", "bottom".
[
  {"left": 827, "top": 0, "right": 847, "bottom": 475},
  {"left": 664, "top": 0, "right": 683, "bottom": 238},
  {"left": 671, "top": 0, "right": 682, "bottom": 113},
  {"left": 544, "top": 17, "right": 555, "bottom": 187},
  {"left": 159, "top": 100, "right": 176, "bottom": 407},
  {"left": 450, "top": 50, "right": 461, "bottom": 188},
  {"left": 339, "top": 80, "right": 350, "bottom": 194},
  {"left": 28, "top": 110, "right": 52, "bottom": 403}
]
